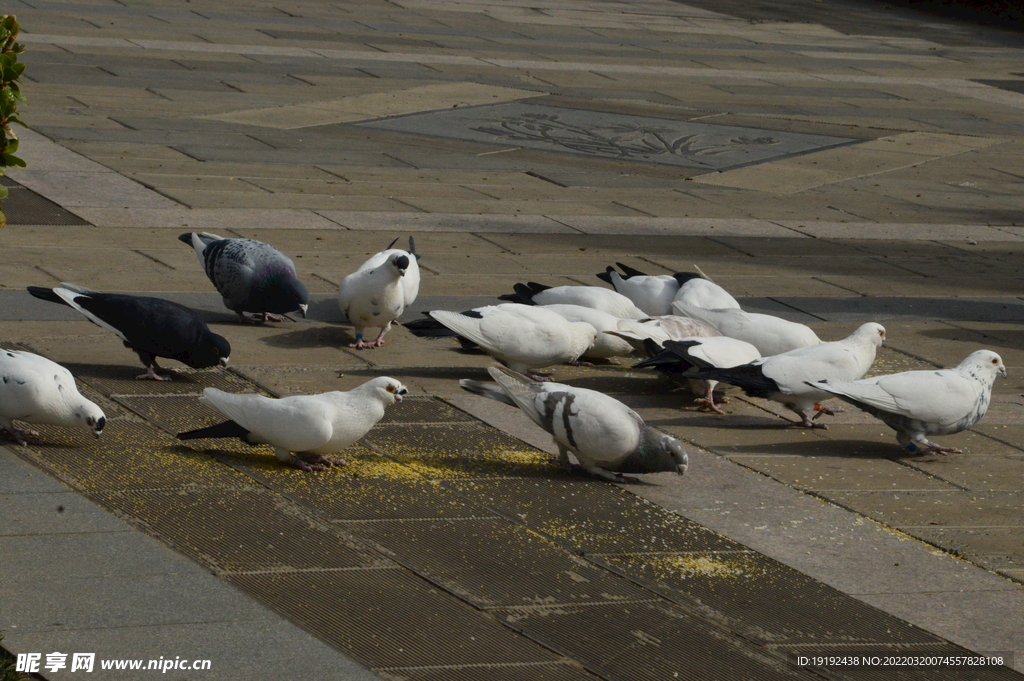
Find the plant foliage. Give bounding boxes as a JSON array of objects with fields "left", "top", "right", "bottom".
[{"left": 0, "top": 15, "right": 27, "bottom": 227}]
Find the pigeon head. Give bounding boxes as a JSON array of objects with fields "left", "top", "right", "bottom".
[
  {"left": 962, "top": 350, "right": 1007, "bottom": 380},
  {"left": 365, "top": 377, "right": 409, "bottom": 404},
  {"left": 853, "top": 322, "right": 886, "bottom": 346},
  {"left": 184, "top": 331, "right": 232, "bottom": 369},
  {"left": 392, "top": 254, "right": 410, "bottom": 277},
  {"left": 77, "top": 401, "right": 107, "bottom": 439},
  {"left": 660, "top": 434, "right": 689, "bottom": 475},
  {"left": 255, "top": 268, "right": 310, "bottom": 316}
]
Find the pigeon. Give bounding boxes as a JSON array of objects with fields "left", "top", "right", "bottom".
[
  {"left": 177, "top": 377, "right": 408, "bottom": 471},
  {"left": 674, "top": 277, "right": 741, "bottom": 311},
  {"left": 685, "top": 322, "right": 886, "bottom": 427},
  {"left": 607, "top": 315, "right": 721, "bottom": 355},
  {"left": 405, "top": 303, "right": 596, "bottom": 379},
  {"left": 338, "top": 237, "right": 419, "bottom": 349},
  {"left": 178, "top": 232, "right": 309, "bottom": 323},
  {"left": 808, "top": 350, "right": 1006, "bottom": 454},
  {"left": 499, "top": 282, "right": 646, "bottom": 319},
  {"left": 597, "top": 263, "right": 703, "bottom": 316},
  {"left": 540, "top": 304, "right": 634, "bottom": 359},
  {"left": 461, "top": 365, "right": 688, "bottom": 482},
  {"left": 0, "top": 349, "right": 106, "bottom": 445},
  {"left": 672, "top": 299, "right": 820, "bottom": 356},
  {"left": 634, "top": 336, "right": 762, "bottom": 413},
  {"left": 27, "top": 284, "right": 231, "bottom": 381}
]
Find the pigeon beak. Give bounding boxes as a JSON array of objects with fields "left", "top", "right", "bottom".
[
  {"left": 676, "top": 463, "right": 688, "bottom": 476},
  {"left": 398, "top": 268, "right": 407, "bottom": 277},
  {"left": 219, "top": 356, "right": 230, "bottom": 367},
  {"left": 298, "top": 304, "right": 308, "bottom": 319},
  {"left": 1000, "top": 366, "right": 1008, "bottom": 378},
  {"left": 93, "top": 430, "right": 103, "bottom": 439}
]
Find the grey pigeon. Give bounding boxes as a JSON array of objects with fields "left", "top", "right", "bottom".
[
  {"left": 27, "top": 284, "right": 231, "bottom": 381},
  {"left": 809, "top": 350, "right": 1006, "bottom": 454},
  {"left": 0, "top": 349, "right": 106, "bottom": 445},
  {"left": 461, "top": 365, "right": 688, "bottom": 482},
  {"left": 179, "top": 232, "right": 309, "bottom": 323},
  {"left": 177, "top": 377, "right": 408, "bottom": 471}
]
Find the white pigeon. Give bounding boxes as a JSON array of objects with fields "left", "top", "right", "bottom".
[
  {"left": 338, "top": 237, "right": 419, "bottom": 349},
  {"left": 461, "top": 365, "right": 688, "bottom": 482},
  {"left": 0, "top": 349, "right": 106, "bottom": 444},
  {"left": 685, "top": 322, "right": 887, "bottom": 427},
  {"left": 597, "top": 263, "right": 702, "bottom": 316},
  {"left": 408, "top": 304, "right": 596, "bottom": 380},
  {"left": 674, "top": 277, "right": 741, "bottom": 311},
  {"left": 809, "top": 350, "right": 1006, "bottom": 454},
  {"left": 635, "top": 336, "right": 762, "bottom": 413},
  {"left": 608, "top": 315, "right": 721, "bottom": 354},
  {"left": 540, "top": 304, "right": 634, "bottom": 359},
  {"left": 501, "top": 282, "right": 646, "bottom": 319},
  {"left": 177, "top": 377, "right": 408, "bottom": 471},
  {"left": 672, "top": 300, "right": 821, "bottom": 356}
]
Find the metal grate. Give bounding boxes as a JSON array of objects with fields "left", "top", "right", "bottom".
[
  {"left": 448, "top": 478, "right": 743, "bottom": 554},
  {"left": 496, "top": 601, "right": 818, "bottom": 681},
  {"left": 379, "top": 396, "right": 476, "bottom": 425},
  {"left": 594, "top": 552, "right": 940, "bottom": 645},
  {"left": 344, "top": 518, "right": 654, "bottom": 608},
  {"left": 57, "top": 362, "right": 256, "bottom": 397},
  {"left": 374, "top": 662, "right": 602, "bottom": 681},
  {"left": 227, "top": 569, "right": 563, "bottom": 669},
  {"left": 102, "top": 488, "right": 389, "bottom": 573},
  {"left": 364, "top": 423, "right": 563, "bottom": 479}
]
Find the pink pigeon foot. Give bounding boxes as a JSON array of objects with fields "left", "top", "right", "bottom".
[
  {"left": 299, "top": 453, "right": 348, "bottom": 468},
  {"left": 1, "top": 427, "right": 42, "bottom": 446},
  {"left": 137, "top": 366, "right": 173, "bottom": 381},
  {"left": 261, "top": 312, "right": 288, "bottom": 323}
]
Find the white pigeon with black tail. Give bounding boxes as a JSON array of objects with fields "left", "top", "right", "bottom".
[
  {"left": 177, "top": 377, "right": 408, "bottom": 471},
  {"left": 500, "top": 282, "right": 646, "bottom": 319},
  {"left": 540, "top": 304, "right": 634, "bottom": 359},
  {"left": 597, "top": 263, "right": 704, "bottom": 316},
  {"left": 808, "top": 350, "right": 1005, "bottom": 454},
  {"left": 685, "top": 322, "right": 886, "bottom": 427},
  {"left": 338, "top": 237, "right": 419, "bottom": 349},
  {"left": 672, "top": 299, "right": 820, "bottom": 356},
  {"left": 460, "top": 365, "right": 688, "bottom": 482},
  {"left": 607, "top": 315, "right": 721, "bottom": 355},
  {"left": 0, "top": 349, "right": 107, "bottom": 445},
  {"left": 634, "top": 337, "right": 761, "bottom": 413},
  {"left": 179, "top": 232, "right": 309, "bottom": 323},
  {"left": 674, "top": 277, "right": 741, "bottom": 311},
  {"left": 405, "top": 304, "right": 596, "bottom": 380}
]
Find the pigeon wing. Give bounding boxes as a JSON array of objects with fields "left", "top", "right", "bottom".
[
  {"left": 815, "top": 371, "right": 980, "bottom": 426},
  {"left": 200, "top": 388, "right": 334, "bottom": 452}
]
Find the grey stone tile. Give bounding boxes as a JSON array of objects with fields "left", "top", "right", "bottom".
[
  {"left": 0, "top": 448, "right": 68, "bottom": 495},
  {"left": 0, "top": 532, "right": 204, "bottom": 582},
  {"left": 0, "top": 493, "right": 133, "bottom": 536}
]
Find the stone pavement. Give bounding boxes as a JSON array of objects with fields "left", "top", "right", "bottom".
[{"left": 1, "top": 0, "right": 1024, "bottom": 678}]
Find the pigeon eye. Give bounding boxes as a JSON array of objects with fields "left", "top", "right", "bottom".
[
  {"left": 86, "top": 417, "right": 95, "bottom": 426},
  {"left": 386, "top": 385, "right": 396, "bottom": 393},
  {"left": 992, "top": 359, "right": 998, "bottom": 364}
]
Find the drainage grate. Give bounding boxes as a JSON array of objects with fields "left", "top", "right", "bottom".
[
  {"left": 234, "top": 449, "right": 494, "bottom": 521},
  {"left": 102, "top": 488, "right": 388, "bottom": 573},
  {"left": 345, "top": 518, "right": 654, "bottom": 608},
  {"left": 593, "top": 552, "right": 940, "bottom": 645},
  {"left": 227, "top": 569, "right": 563, "bottom": 669},
  {"left": 0, "top": 178, "right": 91, "bottom": 226},
  {"left": 56, "top": 362, "right": 255, "bottom": 397},
  {"left": 18, "top": 413, "right": 249, "bottom": 492},
  {"left": 113, "top": 394, "right": 233, "bottom": 436},
  {"left": 448, "top": 479, "right": 742, "bottom": 554},
  {"left": 496, "top": 601, "right": 817, "bottom": 681},
  {"left": 379, "top": 396, "right": 476, "bottom": 425},
  {"left": 363, "top": 423, "right": 563, "bottom": 479}
]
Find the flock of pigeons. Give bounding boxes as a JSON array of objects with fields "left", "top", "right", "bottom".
[{"left": 0, "top": 233, "right": 1008, "bottom": 480}]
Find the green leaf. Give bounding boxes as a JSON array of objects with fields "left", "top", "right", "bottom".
[
  {"left": 0, "top": 185, "right": 7, "bottom": 200},
  {"left": 2, "top": 153, "right": 25, "bottom": 167}
]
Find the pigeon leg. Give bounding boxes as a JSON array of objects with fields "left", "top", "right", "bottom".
[
  {"left": 368, "top": 324, "right": 391, "bottom": 348},
  {"left": 694, "top": 382, "right": 726, "bottom": 414},
  {"left": 1, "top": 426, "right": 42, "bottom": 446},
  {"left": 527, "top": 373, "right": 554, "bottom": 382},
  {"left": 261, "top": 312, "right": 288, "bottom": 323},
  {"left": 349, "top": 331, "right": 375, "bottom": 349},
  {"left": 812, "top": 402, "right": 843, "bottom": 419},
  {"left": 579, "top": 461, "right": 640, "bottom": 483},
  {"left": 792, "top": 410, "right": 827, "bottom": 429},
  {"left": 907, "top": 439, "right": 962, "bottom": 455},
  {"left": 275, "top": 447, "right": 328, "bottom": 471},
  {"left": 567, "top": 359, "right": 595, "bottom": 367},
  {"left": 297, "top": 452, "right": 348, "bottom": 468},
  {"left": 137, "top": 365, "right": 173, "bottom": 381},
  {"left": 556, "top": 444, "right": 573, "bottom": 473}
]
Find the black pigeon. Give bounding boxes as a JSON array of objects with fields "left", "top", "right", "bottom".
[
  {"left": 179, "top": 232, "right": 309, "bottom": 323},
  {"left": 27, "top": 284, "right": 231, "bottom": 381}
]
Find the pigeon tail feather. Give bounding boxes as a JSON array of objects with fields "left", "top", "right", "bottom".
[
  {"left": 459, "top": 378, "right": 517, "bottom": 406},
  {"left": 177, "top": 420, "right": 250, "bottom": 441}
]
